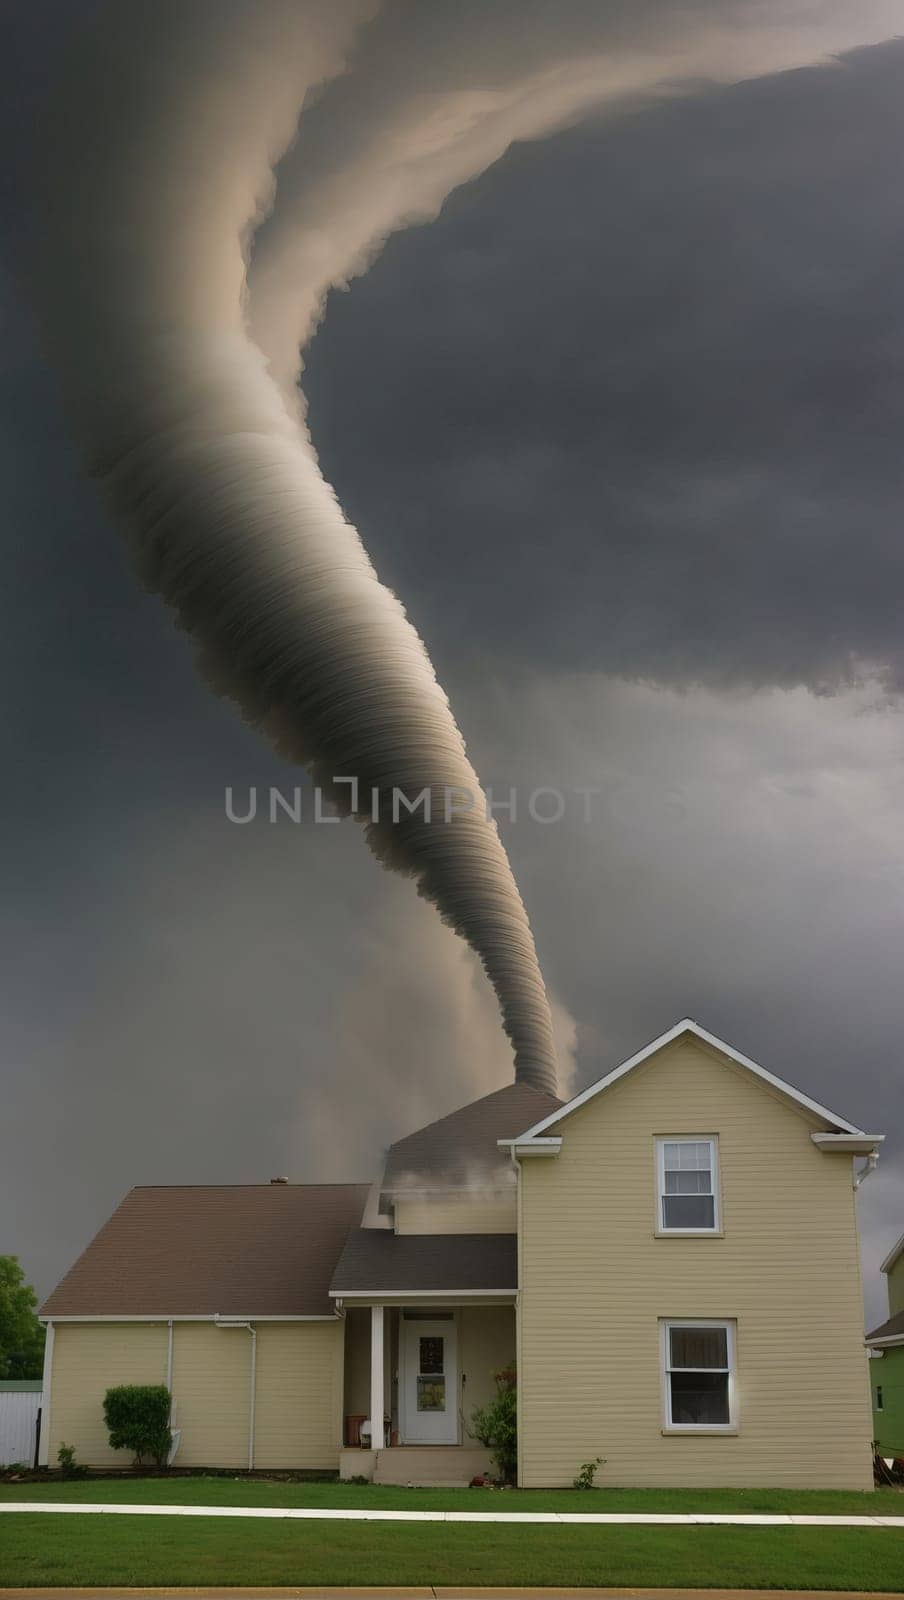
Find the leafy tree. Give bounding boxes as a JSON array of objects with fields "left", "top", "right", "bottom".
[
  {"left": 470, "top": 1361, "right": 517, "bottom": 1484},
  {"left": 0, "top": 1256, "right": 45, "bottom": 1379}
]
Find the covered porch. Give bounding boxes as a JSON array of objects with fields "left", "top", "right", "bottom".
[
  {"left": 330, "top": 1228, "right": 517, "bottom": 1485},
  {"left": 338, "top": 1300, "right": 514, "bottom": 1483}
]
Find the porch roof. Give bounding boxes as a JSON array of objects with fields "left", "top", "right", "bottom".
[{"left": 329, "top": 1229, "right": 517, "bottom": 1298}]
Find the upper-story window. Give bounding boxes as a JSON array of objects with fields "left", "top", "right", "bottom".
[{"left": 656, "top": 1136, "right": 720, "bottom": 1233}]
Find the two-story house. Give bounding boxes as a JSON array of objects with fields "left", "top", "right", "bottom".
[
  {"left": 39, "top": 1019, "right": 882, "bottom": 1486},
  {"left": 867, "top": 1232, "right": 904, "bottom": 1459}
]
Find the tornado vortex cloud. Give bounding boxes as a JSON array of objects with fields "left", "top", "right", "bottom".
[{"left": 35, "top": 0, "right": 902, "bottom": 1096}]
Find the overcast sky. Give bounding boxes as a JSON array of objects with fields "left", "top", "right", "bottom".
[{"left": 3, "top": 6, "right": 904, "bottom": 1329}]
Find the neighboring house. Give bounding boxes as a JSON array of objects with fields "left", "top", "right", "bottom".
[
  {"left": 39, "top": 1019, "right": 882, "bottom": 1487},
  {"left": 866, "top": 1232, "right": 904, "bottom": 1458}
]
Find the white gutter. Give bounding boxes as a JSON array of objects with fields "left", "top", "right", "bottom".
[
  {"left": 811, "top": 1133, "right": 884, "bottom": 1154},
  {"left": 496, "top": 1137, "right": 562, "bottom": 1159},
  {"left": 38, "top": 1313, "right": 335, "bottom": 1323},
  {"left": 214, "top": 1317, "right": 256, "bottom": 1471}
]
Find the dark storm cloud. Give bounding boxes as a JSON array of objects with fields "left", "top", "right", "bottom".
[
  {"left": 3, "top": 10, "right": 904, "bottom": 1325},
  {"left": 305, "top": 40, "right": 904, "bottom": 692}
]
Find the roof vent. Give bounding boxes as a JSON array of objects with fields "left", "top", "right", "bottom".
[{"left": 270, "top": 1176, "right": 289, "bottom": 1184}]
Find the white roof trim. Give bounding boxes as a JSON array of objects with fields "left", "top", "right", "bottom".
[
  {"left": 38, "top": 1313, "right": 338, "bottom": 1323},
  {"left": 811, "top": 1133, "right": 884, "bottom": 1154},
  {"left": 328, "top": 1288, "right": 516, "bottom": 1299},
  {"left": 514, "top": 1018, "right": 867, "bottom": 1140},
  {"left": 496, "top": 1137, "right": 562, "bottom": 1158},
  {"left": 880, "top": 1231, "right": 904, "bottom": 1276},
  {"left": 866, "top": 1332, "right": 904, "bottom": 1349}
]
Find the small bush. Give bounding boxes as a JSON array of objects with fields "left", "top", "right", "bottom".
[
  {"left": 470, "top": 1362, "right": 517, "bottom": 1484},
  {"left": 103, "top": 1384, "right": 171, "bottom": 1468},
  {"left": 573, "top": 1455, "right": 605, "bottom": 1489},
  {"left": 57, "top": 1442, "right": 86, "bottom": 1478}
]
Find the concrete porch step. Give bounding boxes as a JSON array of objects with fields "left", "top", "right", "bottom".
[{"left": 373, "top": 1445, "right": 494, "bottom": 1487}]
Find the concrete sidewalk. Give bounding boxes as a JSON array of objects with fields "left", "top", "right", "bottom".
[{"left": 3, "top": 1502, "right": 904, "bottom": 1528}]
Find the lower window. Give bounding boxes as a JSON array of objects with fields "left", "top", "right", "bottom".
[{"left": 662, "top": 1320, "right": 736, "bottom": 1429}]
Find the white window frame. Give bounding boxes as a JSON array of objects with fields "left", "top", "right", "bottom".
[
  {"left": 660, "top": 1318, "right": 737, "bottom": 1433},
  {"left": 655, "top": 1135, "right": 721, "bottom": 1235}
]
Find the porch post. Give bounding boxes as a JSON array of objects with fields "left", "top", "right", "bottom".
[{"left": 370, "top": 1303, "right": 384, "bottom": 1449}]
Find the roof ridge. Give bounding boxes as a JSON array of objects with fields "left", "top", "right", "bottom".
[{"left": 387, "top": 1081, "right": 563, "bottom": 1153}]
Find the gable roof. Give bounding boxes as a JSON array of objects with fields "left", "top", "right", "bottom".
[
  {"left": 507, "top": 1018, "right": 869, "bottom": 1144},
  {"left": 330, "top": 1230, "right": 517, "bottom": 1297},
  {"left": 382, "top": 1082, "right": 563, "bottom": 1195},
  {"left": 40, "top": 1183, "right": 369, "bottom": 1319},
  {"left": 866, "top": 1308, "right": 904, "bottom": 1347},
  {"left": 880, "top": 1232, "right": 904, "bottom": 1277}
]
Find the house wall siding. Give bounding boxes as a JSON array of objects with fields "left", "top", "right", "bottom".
[
  {"left": 394, "top": 1193, "right": 516, "bottom": 1234},
  {"left": 253, "top": 1321, "right": 342, "bottom": 1468},
  {"left": 48, "top": 1319, "right": 343, "bottom": 1469},
  {"left": 887, "top": 1256, "right": 904, "bottom": 1319},
  {"left": 518, "top": 1037, "right": 874, "bottom": 1489},
  {"left": 459, "top": 1306, "right": 515, "bottom": 1442},
  {"left": 871, "top": 1347, "right": 904, "bottom": 1458},
  {"left": 48, "top": 1322, "right": 169, "bottom": 1466}
]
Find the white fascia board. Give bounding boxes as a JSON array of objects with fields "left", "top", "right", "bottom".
[
  {"left": 38, "top": 1313, "right": 338, "bottom": 1323},
  {"left": 328, "top": 1288, "right": 516, "bottom": 1299},
  {"left": 880, "top": 1231, "right": 904, "bottom": 1276},
  {"left": 496, "top": 1137, "right": 562, "bottom": 1158},
  {"left": 865, "top": 1333, "right": 904, "bottom": 1349},
  {"left": 811, "top": 1133, "right": 884, "bottom": 1154},
  {"left": 513, "top": 1018, "right": 866, "bottom": 1140}
]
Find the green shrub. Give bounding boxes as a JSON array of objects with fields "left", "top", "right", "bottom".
[
  {"left": 470, "top": 1362, "right": 517, "bottom": 1484},
  {"left": 56, "top": 1442, "right": 86, "bottom": 1478},
  {"left": 103, "top": 1384, "right": 171, "bottom": 1468},
  {"left": 573, "top": 1455, "right": 605, "bottom": 1489}
]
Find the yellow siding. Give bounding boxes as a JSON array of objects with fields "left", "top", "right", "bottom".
[
  {"left": 394, "top": 1192, "right": 516, "bottom": 1234},
  {"left": 170, "top": 1322, "right": 252, "bottom": 1467},
  {"left": 888, "top": 1254, "right": 904, "bottom": 1319},
  {"left": 253, "top": 1322, "right": 343, "bottom": 1468},
  {"left": 49, "top": 1318, "right": 344, "bottom": 1469},
  {"left": 49, "top": 1322, "right": 168, "bottom": 1467},
  {"left": 519, "top": 1037, "right": 874, "bottom": 1489},
  {"left": 460, "top": 1306, "right": 515, "bottom": 1442}
]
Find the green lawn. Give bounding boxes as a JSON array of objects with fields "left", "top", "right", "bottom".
[
  {"left": 2, "top": 1473, "right": 903, "bottom": 1514},
  {"left": 1, "top": 1513, "right": 904, "bottom": 1590}
]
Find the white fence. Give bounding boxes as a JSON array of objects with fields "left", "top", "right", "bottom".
[{"left": 0, "top": 1386, "right": 41, "bottom": 1467}]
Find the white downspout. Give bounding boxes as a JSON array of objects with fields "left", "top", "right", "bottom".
[
  {"left": 854, "top": 1151, "right": 880, "bottom": 1189},
  {"left": 215, "top": 1317, "right": 257, "bottom": 1470},
  {"left": 165, "top": 1320, "right": 183, "bottom": 1467},
  {"left": 509, "top": 1145, "right": 523, "bottom": 1489}
]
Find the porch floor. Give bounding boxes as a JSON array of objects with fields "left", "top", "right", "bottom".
[{"left": 339, "top": 1444, "right": 493, "bottom": 1486}]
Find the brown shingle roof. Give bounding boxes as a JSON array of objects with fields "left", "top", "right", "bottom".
[
  {"left": 382, "top": 1082, "right": 562, "bottom": 1196},
  {"left": 867, "top": 1309, "right": 904, "bottom": 1344},
  {"left": 330, "top": 1230, "right": 517, "bottom": 1295},
  {"left": 41, "top": 1184, "right": 368, "bottom": 1318}
]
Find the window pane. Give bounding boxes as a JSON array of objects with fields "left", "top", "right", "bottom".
[
  {"left": 670, "top": 1370, "right": 730, "bottom": 1425},
  {"left": 417, "top": 1376, "right": 446, "bottom": 1412},
  {"left": 665, "top": 1170, "right": 712, "bottom": 1194},
  {"left": 670, "top": 1326, "right": 729, "bottom": 1369},
  {"left": 662, "top": 1193, "right": 715, "bottom": 1229},
  {"left": 419, "top": 1337, "right": 444, "bottom": 1375},
  {"left": 663, "top": 1142, "right": 682, "bottom": 1167}
]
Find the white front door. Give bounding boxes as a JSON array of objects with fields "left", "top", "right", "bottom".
[{"left": 401, "top": 1317, "right": 458, "bottom": 1444}]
